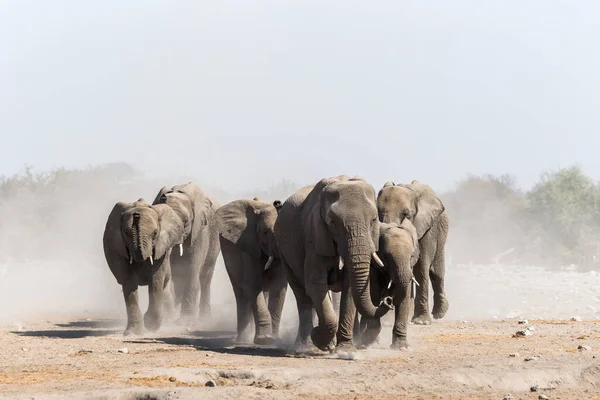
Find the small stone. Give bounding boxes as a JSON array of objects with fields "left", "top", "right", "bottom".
[
  {"left": 509, "top": 353, "right": 520, "bottom": 357},
  {"left": 205, "top": 379, "right": 216, "bottom": 387},
  {"left": 578, "top": 345, "right": 592, "bottom": 351},
  {"left": 118, "top": 348, "right": 129, "bottom": 354},
  {"left": 571, "top": 316, "right": 582, "bottom": 322},
  {"left": 538, "top": 395, "right": 549, "bottom": 400},
  {"left": 514, "top": 329, "right": 532, "bottom": 337},
  {"left": 518, "top": 320, "right": 528, "bottom": 325},
  {"left": 530, "top": 385, "right": 538, "bottom": 392},
  {"left": 528, "top": 326, "right": 536, "bottom": 331},
  {"left": 524, "top": 357, "right": 537, "bottom": 362},
  {"left": 169, "top": 376, "right": 177, "bottom": 382},
  {"left": 22, "top": 348, "right": 28, "bottom": 352},
  {"left": 503, "top": 395, "right": 514, "bottom": 400}
]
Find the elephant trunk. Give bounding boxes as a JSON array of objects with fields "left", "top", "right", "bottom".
[
  {"left": 131, "top": 214, "right": 154, "bottom": 264},
  {"left": 346, "top": 226, "right": 393, "bottom": 319}
]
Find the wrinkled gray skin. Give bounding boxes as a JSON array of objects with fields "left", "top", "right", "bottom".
[
  {"left": 152, "top": 183, "right": 221, "bottom": 325},
  {"left": 216, "top": 198, "right": 287, "bottom": 345},
  {"left": 103, "top": 199, "right": 185, "bottom": 336},
  {"left": 274, "top": 175, "right": 393, "bottom": 352},
  {"left": 356, "top": 220, "right": 420, "bottom": 350},
  {"left": 377, "top": 180, "right": 449, "bottom": 325}
]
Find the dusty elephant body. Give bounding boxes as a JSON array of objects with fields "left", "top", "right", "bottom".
[
  {"left": 152, "top": 183, "right": 221, "bottom": 325},
  {"left": 274, "top": 175, "right": 393, "bottom": 352},
  {"left": 357, "top": 220, "right": 420, "bottom": 350},
  {"left": 216, "top": 198, "right": 286, "bottom": 345},
  {"left": 102, "top": 199, "right": 185, "bottom": 336},
  {"left": 377, "top": 180, "right": 449, "bottom": 325}
]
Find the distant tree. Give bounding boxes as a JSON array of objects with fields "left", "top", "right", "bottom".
[{"left": 525, "top": 166, "right": 600, "bottom": 267}]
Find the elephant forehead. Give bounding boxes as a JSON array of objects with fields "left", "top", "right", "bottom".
[
  {"left": 122, "top": 207, "right": 158, "bottom": 227},
  {"left": 378, "top": 186, "right": 413, "bottom": 205},
  {"left": 164, "top": 193, "right": 192, "bottom": 214}
]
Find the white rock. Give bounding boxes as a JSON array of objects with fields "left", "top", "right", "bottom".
[
  {"left": 518, "top": 320, "right": 528, "bottom": 325},
  {"left": 571, "top": 316, "right": 582, "bottom": 322},
  {"left": 118, "top": 348, "right": 129, "bottom": 354}
]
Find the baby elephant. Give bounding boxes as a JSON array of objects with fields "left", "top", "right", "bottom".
[
  {"left": 216, "top": 198, "right": 286, "bottom": 345},
  {"left": 357, "top": 220, "right": 420, "bottom": 350}
]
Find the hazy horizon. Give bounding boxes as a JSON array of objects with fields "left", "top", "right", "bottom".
[{"left": 1, "top": 1, "right": 598, "bottom": 193}]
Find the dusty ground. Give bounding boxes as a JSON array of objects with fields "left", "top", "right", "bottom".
[{"left": 2, "top": 315, "right": 600, "bottom": 400}]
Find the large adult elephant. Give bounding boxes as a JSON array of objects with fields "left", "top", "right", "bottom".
[
  {"left": 377, "top": 180, "right": 449, "bottom": 325},
  {"left": 216, "top": 198, "right": 287, "bottom": 345},
  {"left": 103, "top": 199, "right": 185, "bottom": 336},
  {"left": 152, "top": 183, "right": 221, "bottom": 325},
  {"left": 274, "top": 175, "right": 393, "bottom": 352},
  {"left": 356, "top": 220, "right": 420, "bottom": 350}
]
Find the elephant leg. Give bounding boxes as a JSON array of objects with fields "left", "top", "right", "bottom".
[
  {"left": 305, "top": 256, "right": 337, "bottom": 352},
  {"left": 232, "top": 284, "right": 251, "bottom": 344},
  {"left": 267, "top": 267, "right": 288, "bottom": 338},
  {"left": 122, "top": 279, "right": 144, "bottom": 336},
  {"left": 284, "top": 262, "right": 313, "bottom": 347},
  {"left": 161, "top": 276, "right": 177, "bottom": 322},
  {"left": 391, "top": 280, "right": 411, "bottom": 350},
  {"left": 145, "top": 271, "right": 166, "bottom": 332},
  {"left": 249, "top": 287, "right": 274, "bottom": 345},
  {"left": 179, "top": 269, "right": 201, "bottom": 324},
  {"left": 412, "top": 251, "right": 432, "bottom": 325},
  {"left": 199, "top": 247, "right": 219, "bottom": 320},
  {"left": 336, "top": 269, "right": 357, "bottom": 351},
  {"left": 430, "top": 244, "right": 449, "bottom": 320}
]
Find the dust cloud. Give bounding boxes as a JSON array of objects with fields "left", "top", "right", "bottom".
[{"left": 1, "top": 163, "right": 599, "bottom": 334}]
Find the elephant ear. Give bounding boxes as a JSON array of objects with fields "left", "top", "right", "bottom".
[
  {"left": 383, "top": 180, "right": 395, "bottom": 188},
  {"left": 400, "top": 219, "right": 420, "bottom": 265},
  {"left": 409, "top": 182, "right": 445, "bottom": 239},
  {"left": 306, "top": 201, "right": 337, "bottom": 257},
  {"left": 102, "top": 201, "right": 132, "bottom": 284},
  {"left": 152, "top": 186, "right": 172, "bottom": 205},
  {"left": 152, "top": 204, "right": 185, "bottom": 260},
  {"left": 216, "top": 200, "right": 262, "bottom": 260},
  {"left": 103, "top": 201, "right": 131, "bottom": 260}
]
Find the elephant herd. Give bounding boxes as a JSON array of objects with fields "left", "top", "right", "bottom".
[{"left": 102, "top": 176, "right": 449, "bottom": 352}]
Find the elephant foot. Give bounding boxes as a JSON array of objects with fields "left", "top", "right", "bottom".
[
  {"left": 254, "top": 334, "right": 276, "bottom": 346},
  {"left": 144, "top": 312, "right": 162, "bottom": 332},
  {"left": 432, "top": 297, "right": 449, "bottom": 320},
  {"left": 411, "top": 313, "right": 432, "bottom": 325},
  {"left": 124, "top": 324, "right": 144, "bottom": 337},
  {"left": 310, "top": 327, "right": 336, "bottom": 352},
  {"left": 390, "top": 336, "right": 409, "bottom": 351},
  {"left": 335, "top": 339, "right": 356, "bottom": 353}
]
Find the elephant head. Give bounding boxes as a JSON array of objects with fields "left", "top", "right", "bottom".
[
  {"left": 217, "top": 198, "right": 283, "bottom": 268},
  {"left": 152, "top": 183, "right": 212, "bottom": 248},
  {"left": 104, "top": 198, "right": 185, "bottom": 270},
  {"left": 308, "top": 176, "right": 391, "bottom": 318},
  {"left": 377, "top": 180, "right": 445, "bottom": 239}
]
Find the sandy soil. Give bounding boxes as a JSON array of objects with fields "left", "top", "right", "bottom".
[{"left": 2, "top": 315, "right": 600, "bottom": 400}]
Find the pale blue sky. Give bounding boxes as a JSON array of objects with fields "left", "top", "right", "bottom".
[{"left": 0, "top": 1, "right": 597, "bottom": 192}]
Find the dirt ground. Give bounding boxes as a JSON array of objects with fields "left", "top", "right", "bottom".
[{"left": 2, "top": 315, "right": 600, "bottom": 400}]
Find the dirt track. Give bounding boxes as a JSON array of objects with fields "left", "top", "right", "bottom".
[{"left": 2, "top": 316, "right": 600, "bottom": 400}]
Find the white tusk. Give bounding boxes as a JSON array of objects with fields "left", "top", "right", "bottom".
[
  {"left": 328, "top": 290, "right": 332, "bottom": 302},
  {"left": 372, "top": 252, "right": 384, "bottom": 268},
  {"left": 412, "top": 276, "right": 420, "bottom": 286},
  {"left": 338, "top": 257, "right": 344, "bottom": 270},
  {"left": 179, "top": 243, "right": 183, "bottom": 256},
  {"left": 264, "top": 256, "right": 274, "bottom": 270},
  {"left": 129, "top": 255, "right": 133, "bottom": 265},
  {"left": 387, "top": 281, "right": 392, "bottom": 290},
  {"left": 149, "top": 255, "right": 154, "bottom": 265}
]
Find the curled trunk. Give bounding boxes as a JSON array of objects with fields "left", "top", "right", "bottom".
[{"left": 346, "top": 229, "right": 393, "bottom": 318}]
